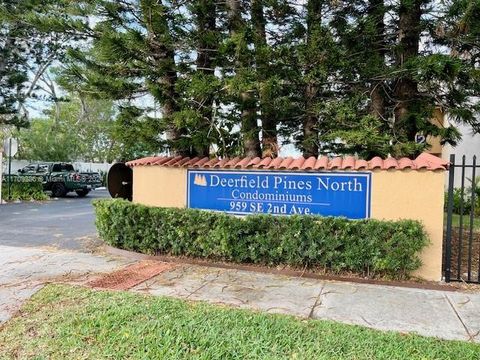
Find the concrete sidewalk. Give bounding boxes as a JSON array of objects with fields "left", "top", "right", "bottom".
[
  {"left": 131, "top": 263, "right": 480, "bottom": 343},
  {"left": 0, "top": 245, "right": 131, "bottom": 323},
  {"left": 2, "top": 243, "right": 479, "bottom": 343}
]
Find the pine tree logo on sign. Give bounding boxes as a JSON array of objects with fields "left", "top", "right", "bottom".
[{"left": 194, "top": 174, "right": 207, "bottom": 186}]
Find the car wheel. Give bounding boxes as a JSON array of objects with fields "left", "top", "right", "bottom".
[
  {"left": 75, "top": 189, "right": 90, "bottom": 197},
  {"left": 51, "top": 183, "right": 67, "bottom": 198}
]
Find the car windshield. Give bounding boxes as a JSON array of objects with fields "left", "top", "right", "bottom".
[
  {"left": 52, "top": 164, "right": 75, "bottom": 172},
  {"left": 21, "top": 165, "right": 37, "bottom": 173}
]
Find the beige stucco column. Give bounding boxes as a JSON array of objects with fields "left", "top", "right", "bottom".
[
  {"left": 371, "top": 169, "right": 445, "bottom": 281},
  {"left": 133, "top": 166, "right": 187, "bottom": 208}
]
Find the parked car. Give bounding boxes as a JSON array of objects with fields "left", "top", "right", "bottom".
[{"left": 18, "top": 163, "right": 103, "bottom": 197}]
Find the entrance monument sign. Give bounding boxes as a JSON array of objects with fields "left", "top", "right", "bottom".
[{"left": 187, "top": 170, "right": 371, "bottom": 219}]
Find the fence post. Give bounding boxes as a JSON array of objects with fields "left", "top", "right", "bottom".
[
  {"left": 0, "top": 150, "right": 2, "bottom": 204},
  {"left": 467, "top": 155, "right": 476, "bottom": 281},
  {"left": 7, "top": 138, "right": 12, "bottom": 201},
  {"left": 445, "top": 154, "right": 455, "bottom": 282}
]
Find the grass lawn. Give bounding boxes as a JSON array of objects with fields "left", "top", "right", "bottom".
[
  {"left": 445, "top": 213, "right": 480, "bottom": 231},
  {"left": 1, "top": 285, "right": 479, "bottom": 359}
]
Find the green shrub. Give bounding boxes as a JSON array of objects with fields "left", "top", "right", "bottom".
[
  {"left": 94, "top": 199, "right": 430, "bottom": 279},
  {"left": 444, "top": 179, "right": 480, "bottom": 217},
  {"left": 444, "top": 189, "right": 471, "bottom": 215},
  {"left": 1, "top": 175, "right": 48, "bottom": 201}
]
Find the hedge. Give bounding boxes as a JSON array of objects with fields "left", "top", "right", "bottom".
[
  {"left": 1, "top": 175, "right": 47, "bottom": 201},
  {"left": 94, "top": 199, "right": 430, "bottom": 279}
]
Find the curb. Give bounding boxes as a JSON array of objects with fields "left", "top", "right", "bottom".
[{"left": 104, "top": 245, "right": 459, "bottom": 292}]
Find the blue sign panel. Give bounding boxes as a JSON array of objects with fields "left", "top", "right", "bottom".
[{"left": 187, "top": 170, "right": 371, "bottom": 219}]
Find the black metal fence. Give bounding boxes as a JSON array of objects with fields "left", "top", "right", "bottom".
[{"left": 444, "top": 154, "right": 479, "bottom": 283}]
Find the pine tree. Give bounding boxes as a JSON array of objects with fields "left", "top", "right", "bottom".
[
  {"left": 224, "top": 0, "right": 261, "bottom": 157},
  {"left": 305, "top": 0, "right": 479, "bottom": 157},
  {"left": 0, "top": 0, "right": 87, "bottom": 127},
  {"left": 432, "top": 0, "right": 480, "bottom": 133},
  {"left": 251, "top": 0, "right": 276, "bottom": 157},
  {"left": 190, "top": 0, "right": 218, "bottom": 156},
  {"left": 0, "top": 9, "right": 28, "bottom": 126},
  {"left": 57, "top": 0, "right": 190, "bottom": 155},
  {"left": 18, "top": 0, "right": 480, "bottom": 159}
]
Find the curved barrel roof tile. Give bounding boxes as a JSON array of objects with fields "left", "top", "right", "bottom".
[
  {"left": 354, "top": 159, "right": 368, "bottom": 170},
  {"left": 256, "top": 157, "right": 272, "bottom": 168},
  {"left": 341, "top": 156, "right": 356, "bottom": 169},
  {"left": 314, "top": 157, "right": 329, "bottom": 170},
  {"left": 301, "top": 156, "right": 316, "bottom": 170},
  {"left": 383, "top": 157, "right": 398, "bottom": 170},
  {"left": 126, "top": 152, "right": 448, "bottom": 171}
]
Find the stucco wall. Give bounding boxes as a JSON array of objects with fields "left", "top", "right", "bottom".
[
  {"left": 133, "top": 166, "right": 187, "bottom": 208},
  {"left": 132, "top": 166, "right": 445, "bottom": 281},
  {"left": 371, "top": 170, "right": 444, "bottom": 281}
]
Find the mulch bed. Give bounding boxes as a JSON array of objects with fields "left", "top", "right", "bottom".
[
  {"left": 87, "top": 261, "right": 175, "bottom": 290},
  {"left": 445, "top": 228, "right": 480, "bottom": 282},
  {"left": 105, "top": 246, "right": 464, "bottom": 292}
]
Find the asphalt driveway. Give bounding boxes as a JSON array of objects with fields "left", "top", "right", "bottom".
[
  {"left": 0, "top": 190, "right": 135, "bottom": 324},
  {"left": 0, "top": 190, "right": 109, "bottom": 250}
]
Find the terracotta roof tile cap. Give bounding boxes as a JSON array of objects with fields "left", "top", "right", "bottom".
[
  {"left": 192, "top": 157, "right": 210, "bottom": 167},
  {"left": 255, "top": 157, "right": 273, "bottom": 168},
  {"left": 213, "top": 158, "right": 229, "bottom": 168},
  {"left": 183, "top": 157, "right": 201, "bottom": 167},
  {"left": 301, "top": 156, "right": 317, "bottom": 170},
  {"left": 383, "top": 157, "right": 398, "bottom": 170},
  {"left": 398, "top": 157, "right": 415, "bottom": 169},
  {"left": 163, "top": 156, "right": 184, "bottom": 166},
  {"left": 368, "top": 157, "right": 383, "bottom": 169},
  {"left": 126, "top": 152, "right": 447, "bottom": 172},
  {"left": 132, "top": 156, "right": 158, "bottom": 166},
  {"left": 247, "top": 157, "right": 262, "bottom": 168},
  {"left": 289, "top": 156, "right": 305, "bottom": 169},
  {"left": 266, "top": 157, "right": 284, "bottom": 169},
  {"left": 235, "top": 156, "right": 252, "bottom": 168},
  {"left": 342, "top": 156, "right": 356, "bottom": 169},
  {"left": 355, "top": 159, "right": 368, "bottom": 170},
  {"left": 203, "top": 157, "right": 220, "bottom": 168},
  {"left": 415, "top": 153, "right": 448, "bottom": 170},
  {"left": 329, "top": 157, "right": 343, "bottom": 169},
  {"left": 146, "top": 156, "right": 163, "bottom": 165},
  {"left": 224, "top": 157, "right": 241, "bottom": 168},
  {"left": 314, "top": 157, "right": 329, "bottom": 170},
  {"left": 279, "top": 157, "right": 294, "bottom": 169},
  {"left": 173, "top": 157, "right": 191, "bottom": 167}
]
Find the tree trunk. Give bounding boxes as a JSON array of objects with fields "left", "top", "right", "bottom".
[
  {"left": 226, "top": 0, "right": 261, "bottom": 157},
  {"left": 194, "top": 0, "right": 216, "bottom": 156},
  {"left": 141, "top": 0, "right": 187, "bottom": 156},
  {"left": 368, "top": 0, "right": 386, "bottom": 119},
  {"left": 302, "top": 0, "right": 323, "bottom": 158},
  {"left": 393, "top": 0, "right": 422, "bottom": 140},
  {"left": 252, "top": 0, "right": 278, "bottom": 157}
]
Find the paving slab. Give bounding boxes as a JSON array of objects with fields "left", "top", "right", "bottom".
[
  {"left": 186, "top": 267, "right": 322, "bottom": 317},
  {"left": 133, "top": 263, "right": 480, "bottom": 342},
  {"left": 446, "top": 292, "right": 480, "bottom": 341},
  {"left": 134, "top": 265, "right": 223, "bottom": 298},
  {"left": 3, "top": 243, "right": 479, "bottom": 344},
  {"left": 0, "top": 245, "right": 131, "bottom": 323},
  {"left": 311, "top": 281, "right": 469, "bottom": 341},
  {"left": 0, "top": 284, "right": 43, "bottom": 323},
  {"left": 133, "top": 264, "right": 323, "bottom": 317}
]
